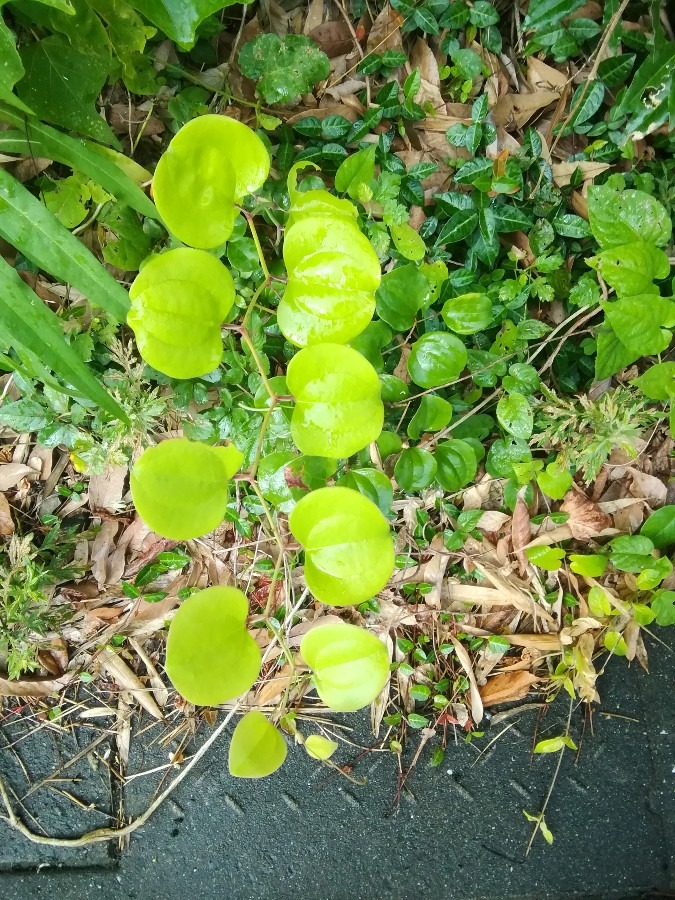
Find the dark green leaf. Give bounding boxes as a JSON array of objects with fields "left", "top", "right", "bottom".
[
  {"left": 598, "top": 53, "right": 636, "bottom": 87},
  {"left": 17, "top": 36, "right": 119, "bottom": 146},
  {"left": 376, "top": 265, "right": 429, "bottom": 331},
  {"left": 435, "top": 439, "right": 478, "bottom": 491}
]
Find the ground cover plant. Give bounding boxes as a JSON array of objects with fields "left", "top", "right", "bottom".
[{"left": 0, "top": 0, "right": 674, "bottom": 854}]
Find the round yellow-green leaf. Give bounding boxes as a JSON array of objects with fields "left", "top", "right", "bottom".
[
  {"left": 286, "top": 343, "right": 384, "bottom": 458},
  {"left": 390, "top": 220, "right": 426, "bottom": 261},
  {"left": 304, "top": 734, "right": 338, "bottom": 760},
  {"left": 279, "top": 214, "right": 381, "bottom": 346},
  {"left": 166, "top": 586, "right": 261, "bottom": 707},
  {"left": 128, "top": 248, "right": 235, "bottom": 378},
  {"left": 130, "top": 438, "right": 242, "bottom": 539},
  {"left": 441, "top": 292, "right": 493, "bottom": 334},
  {"left": 289, "top": 486, "right": 394, "bottom": 606},
  {"left": 300, "top": 622, "right": 389, "bottom": 712},
  {"left": 153, "top": 115, "right": 270, "bottom": 249},
  {"left": 228, "top": 710, "right": 287, "bottom": 778}
]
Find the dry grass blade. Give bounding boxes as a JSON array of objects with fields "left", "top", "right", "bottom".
[
  {"left": 98, "top": 647, "right": 164, "bottom": 721},
  {"left": 0, "top": 673, "right": 73, "bottom": 697},
  {"left": 449, "top": 635, "right": 483, "bottom": 725}
]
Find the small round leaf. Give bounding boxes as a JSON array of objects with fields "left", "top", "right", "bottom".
[
  {"left": 166, "top": 586, "right": 261, "bottom": 706},
  {"left": 129, "top": 248, "right": 235, "bottom": 379},
  {"left": 304, "top": 734, "right": 338, "bottom": 760},
  {"left": 153, "top": 115, "right": 270, "bottom": 249},
  {"left": 496, "top": 391, "right": 534, "bottom": 440},
  {"left": 131, "top": 438, "right": 242, "bottom": 539},
  {"left": 289, "top": 486, "right": 394, "bottom": 606},
  {"left": 434, "top": 439, "right": 478, "bottom": 492},
  {"left": 287, "top": 344, "right": 384, "bottom": 458},
  {"left": 408, "top": 332, "right": 467, "bottom": 388},
  {"left": 395, "top": 448, "right": 437, "bottom": 491},
  {"left": 441, "top": 292, "right": 493, "bottom": 334},
  {"left": 228, "top": 710, "right": 287, "bottom": 778},
  {"left": 300, "top": 622, "right": 390, "bottom": 711}
]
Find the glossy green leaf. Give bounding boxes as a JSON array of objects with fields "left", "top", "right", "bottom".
[
  {"left": 0, "top": 256, "right": 126, "bottom": 420},
  {"left": 408, "top": 332, "right": 467, "bottom": 389},
  {"left": 128, "top": 248, "right": 234, "bottom": 379},
  {"left": 434, "top": 439, "right": 478, "bottom": 492},
  {"left": 407, "top": 395, "right": 453, "bottom": 440},
  {"left": 651, "top": 590, "right": 675, "bottom": 627},
  {"left": 166, "top": 586, "right": 261, "bottom": 706},
  {"left": 153, "top": 115, "right": 270, "bottom": 249},
  {"left": 632, "top": 364, "right": 675, "bottom": 401},
  {"left": 239, "top": 34, "right": 330, "bottom": 104},
  {"left": 608, "top": 534, "right": 654, "bottom": 572},
  {"left": 568, "top": 554, "right": 608, "bottom": 577},
  {"left": 602, "top": 295, "right": 675, "bottom": 358},
  {"left": 228, "top": 710, "right": 287, "bottom": 778},
  {"left": 300, "top": 622, "right": 390, "bottom": 711},
  {"left": 441, "top": 292, "right": 493, "bottom": 334},
  {"left": 537, "top": 460, "right": 573, "bottom": 500},
  {"left": 287, "top": 344, "right": 384, "bottom": 458},
  {"left": 0, "top": 115, "right": 158, "bottom": 218},
  {"left": 17, "top": 36, "right": 118, "bottom": 146},
  {"left": 289, "top": 486, "right": 394, "bottom": 606},
  {"left": 334, "top": 144, "right": 376, "bottom": 199},
  {"left": 375, "top": 264, "right": 429, "bottom": 331},
  {"left": 588, "top": 586, "right": 612, "bottom": 617},
  {"left": 390, "top": 221, "right": 426, "bottom": 261},
  {"left": 395, "top": 447, "right": 437, "bottom": 491},
  {"left": 304, "top": 734, "right": 338, "bottom": 760},
  {"left": 641, "top": 506, "right": 675, "bottom": 549},
  {"left": 587, "top": 186, "right": 672, "bottom": 250},
  {"left": 286, "top": 164, "right": 358, "bottom": 227},
  {"left": 336, "top": 468, "right": 393, "bottom": 515},
  {"left": 587, "top": 241, "right": 670, "bottom": 297},
  {"left": 279, "top": 212, "right": 380, "bottom": 346},
  {"left": 0, "top": 17, "right": 23, "bottom": 95},
  {"left": 0, "top": 167, "right": 129, "bottom": 322},
  {"left": 526, "top": 545, "right": 565, "bottom": 571},
  {"left": 497, "top": 391, "right": 533, "bottom": 440},
  {"left": 635, "top": 556, "right": 672, "bottom": 590},
  {"left": 603, "top": 631, "right": 627, "bottom": 656},
  {"left": 130, "top": 438, "right": 243, "bottom": 539},
  {"left": 132, "top": 0, "right": 242, "bottom": 47}
]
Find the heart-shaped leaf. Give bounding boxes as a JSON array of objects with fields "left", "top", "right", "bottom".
[
  {"left": 153, "top": 115, "right": 270, "bottom": 249},
  {"left": 287, "top": 344, "right": 383, "bottom": 458},
  {"left": 228, "top": 711, "right": 287, "bottom": 778},
  {"left": 166, "top": 586, "right": 261, "bottom": 706},
  {"left": 289, "top": 486, "right": 394, "bottom": 606},
  {"left": 128, "top": 248, "right": 235, "bottom": 378},
  {"left": 279, "top": 211, "right": 380, "bottom": 346},
  {"left": 131, "top": 438, "right": 243, "bottom": 539},
  {"left": 300, "top": 622, "right": 389, "bottom": 711}
]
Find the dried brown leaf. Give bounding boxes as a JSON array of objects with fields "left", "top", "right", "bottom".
[
  {"left": 511, "top": 497, "right": 531, "bottom": 572},
  {"left": 561, "top": 489, "right": 612, "bottom": 540},
  {"left": 491, "top": 91, "right": 559, "bottom": 130},
  {"left": 449, "top": 635, "right": 483, "bottom": 724},
  {"left": 526, "top": 57, "right": 567, "bottom": 93},
  {"left": 629, "top": 469, "right": 667, "bottom": 508},
  {"left": 0, "top": 673, "right": 72, "bottom": 697},
  {"left": 0, "top": 463, "right": 35, "bottom": 492},
  {"left": 552, "top": 161, "right": 610, "bottom": 187},
  {"left": 98, "top": 647, "right": 163, "bottom": 721},
  {"left": 0, "top": 492, "right": 13, "bottom": 535},
  {"left": 366, "top": 3, "right": 402, "bottom": 53},
  {"left": 479, "top": 671, "right": 539, "bottom": 706},
  {"left": 88, "top": 464, "right": 128, "bottom": 514},
  {"left": 309, "top": 20, "right": 354, "bottom": 57}
]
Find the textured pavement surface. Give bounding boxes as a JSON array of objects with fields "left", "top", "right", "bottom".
[{"left": 1, "top": 637, "right": 673, "bottom": 900}]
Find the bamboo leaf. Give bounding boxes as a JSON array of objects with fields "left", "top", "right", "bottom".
[
  {"left": 0, "top": 257, "right": 126, "bottom": 420},
  {"left": 0, "top": 167, "right": 129, "bottom": 321},
  {"left": 0, "top": 110, "right": 159, "bottom": 220}
]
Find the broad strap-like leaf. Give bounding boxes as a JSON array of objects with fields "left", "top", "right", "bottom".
[
  {"left": 0, "top": 256, "right": 126, "bottom": 420},
  {"left": 0, "top": 167, "right": 129, "bottom": 321},
  {"left": 0, "top": 108, "right": 159, "bottom": 220}
]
